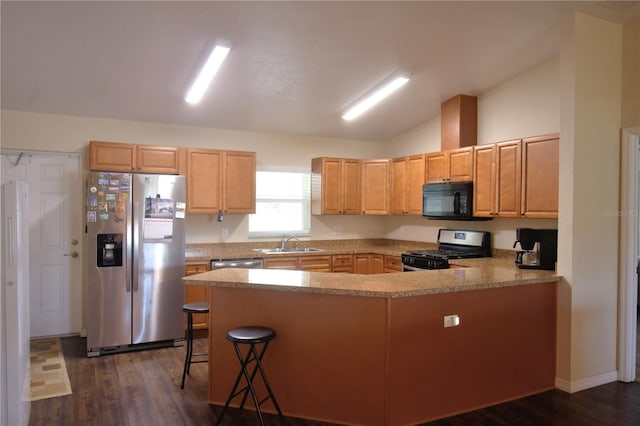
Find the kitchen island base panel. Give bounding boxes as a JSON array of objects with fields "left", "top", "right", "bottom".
[
  {"left": 206, "top": 281, "right": 557, "bottom": 426},
  {"left": 208, "top": 288, "right": 387, "bottom": 426},
  {"left": 387, "top": 282, "right": 557, "bottom": 424}
]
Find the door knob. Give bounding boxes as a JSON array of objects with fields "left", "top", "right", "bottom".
[{"left": 64, "top": 251, "right": 79, "bottom": 258}]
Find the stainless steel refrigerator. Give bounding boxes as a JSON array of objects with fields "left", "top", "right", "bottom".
[{"left": 85, "top": 172, "right": 186, "bottom": 357}]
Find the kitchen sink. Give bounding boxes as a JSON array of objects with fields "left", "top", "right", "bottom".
[{"left": 253, "top": 247, "right": 324, "bottom": 254}]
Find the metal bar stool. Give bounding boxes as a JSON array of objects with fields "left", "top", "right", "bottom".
[
  {"left": 180, "top": 301, "right": 209, "bottom": 389},
  {"left": 215, "top": 326, "right": 283, "bottom": 426}
]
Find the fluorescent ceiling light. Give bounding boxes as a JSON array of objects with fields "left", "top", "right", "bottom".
[
  {"left": 342, "top": 75, "right": 410, "bottom": 121},
  {"left": 185, "top": 44, "right": 231, "bottom": 104}
]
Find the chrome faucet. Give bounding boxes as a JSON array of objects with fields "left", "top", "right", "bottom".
[{"left": 280, "top": 234, "right": 299, "bottom": 251}]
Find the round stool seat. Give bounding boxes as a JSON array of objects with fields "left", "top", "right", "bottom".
[
  {"left": 183, "top": 301, "right": 209, "bottom": 314},
  {"left": 227, "top": 326, "right": 276, "bottom": 344}
]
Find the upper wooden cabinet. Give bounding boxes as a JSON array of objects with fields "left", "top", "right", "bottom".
[
  {"left": 496, "top": 140, "right": 523, "bottom": 218},
  {"left": 136, "top": 144, "right": 184, "bottom": 174},
  {"left": 186, "top": 148, "right": 256, "bottom": 215},
  {"left": 425, "top": 147, "right": 474, "bottom": 184},
  {"left": 521, "top": 135, "right": 559, "bottom": 218},
  {"left": 311, "top": 157, "right": 361, "bottom": 215},
  {"left": 472, "top": 134, "right": 558, "bottom": 219},
  {"left": 473, "top": 140, "right": 522, "bottom": 218},
  {"left": 89, "top": 141, "right": 184, "bottom": 174},
  {"left": 391, "top": 154, "right": 425, "bottom": 215},
  {"left": 361, "top": 159, "right": 390, "bottom": 215}
]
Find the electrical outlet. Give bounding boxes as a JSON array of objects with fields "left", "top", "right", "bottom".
[
  {"left": 333, "top": 226, "right": 342, "bottom": 234},
  {"left": 222, "top": 227, "right": 229, "bottom": 238},
  {"left": 443, "top": 314, "right": 460, "bottom": 328}
]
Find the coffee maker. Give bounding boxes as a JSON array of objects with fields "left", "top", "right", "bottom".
[{"left": 513, "top": 228, "right": 558, "bottom": 270}]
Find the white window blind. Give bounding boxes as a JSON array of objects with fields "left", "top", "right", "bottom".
[{"left": 248, "top": 171, "right": 311, "bottom": 238}]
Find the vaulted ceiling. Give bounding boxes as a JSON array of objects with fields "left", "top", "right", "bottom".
[{"left": 1, "top": 1, "right": 635, "bottom": 141}]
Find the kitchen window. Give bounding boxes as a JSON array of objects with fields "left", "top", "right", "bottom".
[{"left": 248, "top": 171, "right": 310, "bottom": 238}]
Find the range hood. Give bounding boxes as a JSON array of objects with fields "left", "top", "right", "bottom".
[{"left": 441, "top": 94, "right": 477, "bottom": 150}]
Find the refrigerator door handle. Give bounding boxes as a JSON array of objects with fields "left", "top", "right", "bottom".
[{"left": 128, "top": 200, "right": 135, "bottom": 293}]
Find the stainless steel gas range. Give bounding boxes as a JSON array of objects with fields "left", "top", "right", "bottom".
[{"left": 401, "top": 229, "right": 491, "bottom": 271}]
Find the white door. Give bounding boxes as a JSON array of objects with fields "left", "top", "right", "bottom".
[{"left": 1, "top": 151, "right": 82, "bottom": 337}]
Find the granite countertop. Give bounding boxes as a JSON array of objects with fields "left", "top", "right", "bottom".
[
  {"left": 182, "top": 256, "right": 559, "bottom": 298},
  {"left": 186, "top": 239, "right": 438, "bottom": 262}
]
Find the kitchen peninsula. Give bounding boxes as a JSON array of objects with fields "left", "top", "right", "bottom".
[{"left": 183, "top": 258, "right": 558, "bottom": 425}]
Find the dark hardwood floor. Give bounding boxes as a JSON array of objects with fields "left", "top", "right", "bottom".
[{"left": 29, "top": 336, "right": 640, "bottom": 426}]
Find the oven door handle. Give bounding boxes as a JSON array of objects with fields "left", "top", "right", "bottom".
[{"left": 402, "top": 264, "right": 425, "bottom": 272}]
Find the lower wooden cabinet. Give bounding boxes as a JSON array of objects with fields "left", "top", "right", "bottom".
[
  {"left": 332, "top": 254, "right": 353, "bottom": 273},
  {"left": 184, "top": 262, "right": 210, "bottom": 333},
  {"left": 354, "top": 254, "right": 385, "bottom": 274},
  {"left": 261, "top": 253, "right": 394, "bottom": 274},
  {"left": 263, "top": 257, "right": 299, "bottom": 270},
  {"left": 384, "top": 255, "right": 403, "bottom": 273},
  {"left": 300, "top": 255, "right": 332, "bottom": 272}
]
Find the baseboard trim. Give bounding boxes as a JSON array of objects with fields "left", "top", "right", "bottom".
[{"left": 555, "top": 370, "right": 618, "bottom": 393}]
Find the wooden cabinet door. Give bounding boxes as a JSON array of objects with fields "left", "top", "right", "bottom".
[
  {"left": 495, "top": 140, "right": 522, "bottom": 217},
  {"left": 448, "top": 147, "right": 474, "bottom": 182},
  {"left": 353, "top": 254, "right": 370, "bottom": 274},
  {"left": 392, "top": 155, "right": 425, "bottom": 215},
  {"left": 384, "top": 255, "right": 402, "bottom": 273},
  {"left": 521, "top": 135, "right": 559, "bottom": 218},
  {"left": 136, "top": 145, "right": 182, "bottom": 174},
  {"left": 426, "top": 148, "right": 472, "bottom": 184},
  {"left": 473, "top": 145, "right": 496, "bottom": 217},
  {"left": 184, "top": 263, "right": 210, "bottom": 332},
  {"left": 406, "top": 154, "right": 426, "bottom": 215},
  {"left": 332, "top": 254, "right": 353, "bottom": 273},
  {"left": 425, "top": 151, "right": 448, "bottom": 183},
  {"left": 370, "top": 254, "right": 384, "bottom": 274},
  {"left": 342, "top": 159, "right": 361, "bottom": 215},
  {"left": 223, "top": 151, "right": 256, "bottom": 214},
  {"left": 311, "top": 158, "right": 360, "bottom": 215},
  {"left": 361, "top": 160, "right": 390, "bottom": 215},
  {"left": 390, "top": 158, "right": 408, "bottom": 215},
  {"left": 186, "top": 149, "right": 223, "bottom": 214},
  {"left": 299, "top": 255, "right": 332, "bottom": 272},
  {"left": 312, "top": 158, "right": 341, "bottom": 215},
  {"left": 263, "top": 257, "right": 299, "bottom": 270},
  {"left": 89, "top": 141, "right": 135, "bottom": 172}
]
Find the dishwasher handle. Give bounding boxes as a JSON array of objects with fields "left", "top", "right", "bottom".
[{"left": 210, "top": 258, "right": 264, "bottom": 270}]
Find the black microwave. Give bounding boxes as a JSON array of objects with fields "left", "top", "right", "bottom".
[{"left": 422, "top": 181, "right": 484, "bottom": 220}]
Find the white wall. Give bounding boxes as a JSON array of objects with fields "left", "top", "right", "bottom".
[
  {"left": 477, "top": 58, "right": 560, "bottom": 144},
  {"left": 556, "top": 11, "right": 622, "bottom": 391}
]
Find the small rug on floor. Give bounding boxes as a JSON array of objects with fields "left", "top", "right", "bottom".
[{"left": 25, "top": 338, "right": 72, "bottom": 401}]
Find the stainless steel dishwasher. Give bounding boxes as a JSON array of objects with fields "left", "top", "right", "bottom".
[{"left": 210, "top": 258, "right": 264, "bottom": 270}]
